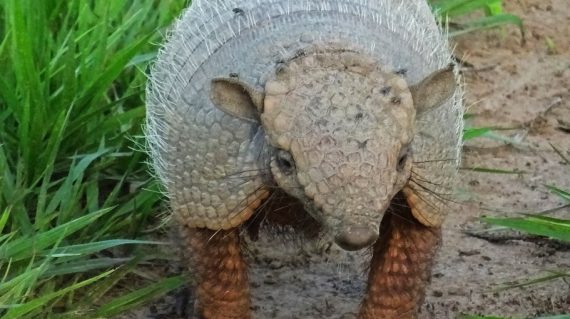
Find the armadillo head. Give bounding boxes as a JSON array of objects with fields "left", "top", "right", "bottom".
[{"left": 210, "top": 49, "right": 456, "bottom": 251}]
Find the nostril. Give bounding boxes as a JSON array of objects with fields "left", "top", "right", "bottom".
[{"left": 334, "top": 225, "right": 379, "bottom": 251}]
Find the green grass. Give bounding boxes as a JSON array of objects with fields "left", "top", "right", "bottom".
[
  {"left": 470, "top": 140, "right": 570, "bottom": 319},
  {"left": 480, "top": 145, "right": 570, "bottom": 243},
  {"left": 480, "top": 146, "right": 570, "bottom": 287},
  {"left": 0, "top": 0, "right": 529, "bottom": 318},
  {"left": 429, "top": 0, "right": 525, "bottom": 38},
  {"left": 0, "top": 0, "right": 188, "bottom": 317}
]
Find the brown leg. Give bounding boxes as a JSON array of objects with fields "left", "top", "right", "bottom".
[
  {"left": 181, "top": 226, "right": 250, "bottom": 319},
  {"left": 358, "top": 198, "right": 441, "bottom": 319}
]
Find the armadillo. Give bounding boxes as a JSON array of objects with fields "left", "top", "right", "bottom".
[{"left": 146, "top": 0, "right": 463, "bottom": 318}]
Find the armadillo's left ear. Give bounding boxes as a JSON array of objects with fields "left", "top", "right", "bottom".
[
  {"left": 410, "top": 65, "right": 457, "bottom": 114},
  {"left": 210, "top": 78, "right": 265, "bottom": 123}
]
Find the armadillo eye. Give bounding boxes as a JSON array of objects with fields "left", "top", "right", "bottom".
[
  {"left": 397, "top": 146, "right": 411, "bottom": 171},
  {"left": 275, "top": 150, "right": 295, "bottom": 175}
]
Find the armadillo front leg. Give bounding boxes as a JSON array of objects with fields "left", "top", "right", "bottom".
[
  {"left": 181, "top": 226, "right": 251, "bottom": 319},
  {"left": 358, "top": 196, "right": 441, "bottom": 319}
]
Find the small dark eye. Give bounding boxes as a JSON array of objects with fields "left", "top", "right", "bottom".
[
  {"left": 397, "top": 146, "right": 411, "bottom": 171},
  {"left": 395, "top": 68, "right": 408, "bottom": 76},
  {"left": 276, "top": 150, "right": 295, "bottom": 175}
]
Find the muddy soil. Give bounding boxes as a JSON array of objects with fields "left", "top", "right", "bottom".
[{"left": 120, "top": 0, "right": 570, "bottom": 318}]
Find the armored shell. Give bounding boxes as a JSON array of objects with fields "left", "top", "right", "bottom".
[{"left": 146, "top": 0, "right": 463, "bottom": 230}]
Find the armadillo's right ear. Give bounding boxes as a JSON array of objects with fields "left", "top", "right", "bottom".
[
  {"left": 210, "top": 78, "right": 264, "bottom": 123},
  {"left": 410, "top": 65, "right": 457, "bottom": 114}
]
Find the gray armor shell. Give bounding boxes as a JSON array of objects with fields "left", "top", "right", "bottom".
[{"left": 146, "top": 0, "right": 463, "bottom": 230}]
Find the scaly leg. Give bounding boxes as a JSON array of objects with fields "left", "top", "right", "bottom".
[
  {"left": 358, "top": 198, "right": 441, "bottom": 319},
  {"left": 181, "top": 226, "right": 250, "bottom": 319}
]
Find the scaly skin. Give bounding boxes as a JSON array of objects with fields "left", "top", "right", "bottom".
[
  {"left": 358, "top": 194, "right": 441, "bottom": 319},
  {"left": 147, "top": 0, "right": 463, "bottom": 231},
  {"left": 261, "top": 49, "right": 415, "bottom": 234},
  {"left": 182, "top": 227, "right": 251, "bottom": 319}
]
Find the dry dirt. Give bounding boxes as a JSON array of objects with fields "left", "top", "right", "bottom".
[{"left": 120, "top": 0, "right": 570, "bottom": 318}]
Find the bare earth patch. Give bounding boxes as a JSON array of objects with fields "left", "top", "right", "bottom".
[{"left": 119, "top": 0, "right": 569, "bottom": 318}]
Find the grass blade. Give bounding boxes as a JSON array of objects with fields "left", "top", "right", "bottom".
[
  {"left": 449, "top": 14, "right": 525, "bottom": 38},
  {"left": 95, "top": 276, "right": 185, "bottom": 317},
  {"left": 461, "top": 167, "right": 523, "bottom": 174},
  {"left": 0, "top": 208, "right": 112, "bottom": 261},
  {"left": 2, "top": 269, "right": 114, "bottom": 319},
  {"left": 482, "top": 215, "right": 570, "bottom": 242},
  {"left": 546, "top": 185, "right": 570, "bottom": 202},
  {"left": 463, "top": 127, "right": 492, "bottom": 141},
  {"left": 42, "top": 258, "right": 130, "bottom": 277},
  {"left": 494, "top": 270, "right": 570, "bottom": 292},
  {"left": 43, "top": 239, "right": 166, "bottom": 257}
]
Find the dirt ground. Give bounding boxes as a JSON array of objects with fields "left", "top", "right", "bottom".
[{"left": 120, "top": 0, "right": 570, "bottom": 318}]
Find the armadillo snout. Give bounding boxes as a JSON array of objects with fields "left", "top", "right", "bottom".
[{"left": 334, "top": 225, "right": 379, "bottom": 251}]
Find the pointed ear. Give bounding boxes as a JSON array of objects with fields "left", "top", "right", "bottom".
[
  {"left": 410, "top": 65, "right": 457, "bottom": 113},
  {"left": 210, "top": 78, "right": 265, "bottom": 123}
]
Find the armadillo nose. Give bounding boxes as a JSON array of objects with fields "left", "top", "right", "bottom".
[{"left": 334, "top": 225, "right": 379, "bottom": 251}]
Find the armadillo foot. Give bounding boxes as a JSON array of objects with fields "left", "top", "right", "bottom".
[
  {"left": 358, "top": 195, "right": 441, "bottom": 319},
  {"left": 181, "top": 226, "right": 251, "bottom": 319}
]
